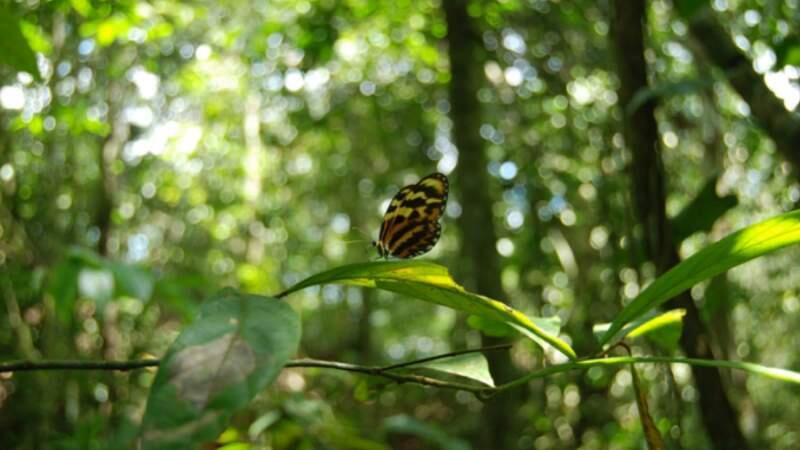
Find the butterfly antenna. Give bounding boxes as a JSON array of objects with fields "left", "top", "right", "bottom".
[{"left": 351, "top": 226, "right": 373, "bottom": 242}]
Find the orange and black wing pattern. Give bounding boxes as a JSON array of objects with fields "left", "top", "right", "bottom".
[{"left": 374, "top": 173, "right": 448, "bottom": 259}]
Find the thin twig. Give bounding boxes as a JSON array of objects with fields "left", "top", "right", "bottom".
[
  {"left": 0, "top": 344, "right": 511, "bottom": 394},
  {"left": 0, "top": 359, "right": 161, "bottom": 373},
  {"left": 379, "top": 343, "right": 511, "bottom": 371}
]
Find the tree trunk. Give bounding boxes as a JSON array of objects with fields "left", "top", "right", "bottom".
[
  {"left": 443, "top": 1, "right": 518, "bottom": 448},
  {"left": 610, "top": 1, "right": 749, "bottom": 449}
]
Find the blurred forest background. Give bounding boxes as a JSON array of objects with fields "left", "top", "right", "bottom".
[{"left": 1, "top": 0, "right": 800, "bottom": 449}]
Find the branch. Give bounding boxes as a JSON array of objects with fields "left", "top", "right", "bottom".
[
  {"left": 0, "top": 344, "right": 511, "bottom": 394},
  {"left": 2, "top": 353, "right": 797, "bottom": 395},
  {"left": 494, "top": 355, "right": 800, "bottom": 392}
]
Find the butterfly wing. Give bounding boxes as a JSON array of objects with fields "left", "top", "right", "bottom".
[
  {"left": 378, "top": 173, "right": 448, "bottom": 259},
  {"left": 387, "top": 220, "right": 442, "bottom": 258}
]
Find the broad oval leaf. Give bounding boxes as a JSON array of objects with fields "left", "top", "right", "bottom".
[
  {"left": 601, "top": 209, "right": 800, "bottom": 344},
  {"left": 141, "top": 289, "right": 301, "bottom": 450},
  {"left": 280, "top": 261, "right": 576, "bottom": 359}
]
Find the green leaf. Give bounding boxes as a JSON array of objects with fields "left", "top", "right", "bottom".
[
  {"left": 140, "top": 289, "right": 301, "bottom": 450},
  {"left": 601, "top": 209, "right": 800, "bottom": 345},
  {"left": 628, "top": 309, "right": 685, "bottom": 352},
  {"left": 627, "top": 78, "right": 714, "bottom": 116},
  {"left": 672, "top": 176, "right": 738, "bottom": 243},
  {"left": 398, "top": 353, "right": 495, "bottom": 387},
  {"left": 775, "top": 36, "right": 800, "bottom": 69},
  {"left": 109, "top": 262, "right": 154, "bottom": 301},
  {"left": 466, "top": 315, "right": 516, "bottom": 337},
  {"left": 0, "top": 6, "right": 41, "bottom": 79},
  {"left": 593, "top": 309, "right": 685, "bottom": 352},
  {"left": 280, "top": 261, "right": 576, "bottom": 359},
  {"left": 674, "top": 0, "right": 709, "bottom": 19}
]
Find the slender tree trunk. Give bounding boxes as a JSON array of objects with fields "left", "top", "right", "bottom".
[
  {"left": 610, "top": 2, "right": 749, "bottom": 449},
  {"left": 443, "top": 1, "right": 518, "bottom": 448}
]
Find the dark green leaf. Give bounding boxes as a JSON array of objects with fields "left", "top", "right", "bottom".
[
  {"left": 674, "top": 0, "right": 709, "bottom": 19},
  {"left": 140, "top": 289, "right": 301, "bottom": 450},
  {"left": 672, "top": 176, "right": 738, "bottom": 243},
  {"left": 0, "top": 6, "right": 41, "bottom": 79},
  {"left": 775, "top": 36, "right": 800, "bottom": 68},
  {"left": 627, "top": 78, "right": 714, "bottom": 116}
]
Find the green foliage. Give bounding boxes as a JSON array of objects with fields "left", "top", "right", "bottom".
[
  {"left": 140, "top": 289, "right": 301, "bottom": 450},
  {"left": 775, "top": 36, "right": 800, "bottom": 69},
  {"left": 672, "top": 176, "right": 738, "bottom": 243},
  {"left": 0, "top": 6, "right": 40, "bottom": 79},
  {"left": 594, "top": 309, "right": 685, "bottom": 353},
  {"left": 602, "top": 209, "right": 800, "bottom": 344},
  {"left": 280, "top": 261, "right": 576, "bottom": 359}
]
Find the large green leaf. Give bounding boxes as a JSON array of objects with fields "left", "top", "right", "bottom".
[
  {"left": 601, "top": 209, "right": 800, "bottom": 344},
  {"left": 280, "top": 261, "right": 576, "bottom": 359},
  {"left": 0, "top": 6, "right": 40, "bottom": 79},
  {"left": 140, "top": 289, "right": 301, "bottom": 450}
]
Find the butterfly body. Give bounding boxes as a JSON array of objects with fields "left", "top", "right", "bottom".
[{"left": 372, "top": 173, "right": 448, "bottom": 259}]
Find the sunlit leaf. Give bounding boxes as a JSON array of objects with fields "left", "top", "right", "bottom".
[
  {"left": 141, "top": 289, "right": 301, "bottom": 450},
  {"left": 601, "top": 209, "right": 800, "bottom": 344},
  {"left": 627, "top": 309, "right": 685, "bottom": 352},
  {"left": 0, "top": 6, "right": 40, "bottom": 79},
  {"left": 280, "top": 261, "right": 576, "bottom": 359},
  {"left": 594, "top": 309, "right": 685, "bottom": 352}
]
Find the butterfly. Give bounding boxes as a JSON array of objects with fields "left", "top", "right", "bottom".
[{"left": 372, "top": 172, "right": 449, "bottom": 259}]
